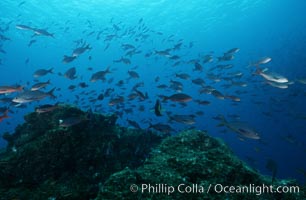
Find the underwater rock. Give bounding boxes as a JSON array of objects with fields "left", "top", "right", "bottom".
[
  {"left": 97, "top": 130, "right": 304, "bottom": 200},
  {"left": 0, "top": 106, "right": 304, "bottom": 199},
  {"left": 0, "top": 105, "right": 164, "bottom": 199}
]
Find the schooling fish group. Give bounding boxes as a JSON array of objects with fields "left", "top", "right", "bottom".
[{"left": 0, "top": 17, "right": 305, "bottom": 144}]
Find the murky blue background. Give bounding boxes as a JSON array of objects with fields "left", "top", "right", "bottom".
[{"left": 1, "top": 0, "right": 305, "bottom": 183}]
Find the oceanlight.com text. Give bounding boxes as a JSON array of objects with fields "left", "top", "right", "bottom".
[
  {"left": 129, "top": 183, "right": 300, "bottom": 196},
  {"left": 213, "top": 184, "right": 300, "bottom": 196}
]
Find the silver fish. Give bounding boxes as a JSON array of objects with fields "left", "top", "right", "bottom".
[{"left": 12, "top": 88, "right": 56, "bottom": 103}]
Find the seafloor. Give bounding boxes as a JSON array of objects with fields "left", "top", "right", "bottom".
[{"left": 0, "top": 105, "right": 304, "bottom": 200}]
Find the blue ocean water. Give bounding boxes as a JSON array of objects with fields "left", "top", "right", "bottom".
[{"left": 0, "top": 0, "right": 305, "bottom": 184}]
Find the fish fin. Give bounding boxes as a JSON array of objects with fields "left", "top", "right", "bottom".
[
  {"left": 217, "top": 115, "right": 227, "bottom": 124},
  {"left": 47, "top": 88, "right": 56, "bottom": 99},
  {"left": 262, "top": 68, "right": 268, "bottom": 72},
  {"left": 246, "top": 61, "right": 256, "bottom": 68}
]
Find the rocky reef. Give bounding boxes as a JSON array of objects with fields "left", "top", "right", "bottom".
[
  {"left": 0, "top": 105, "right": 304, "bottom": 199},
  {"left": 0, "top": 105, "right": 164, "bottom": 199},
  {"left": 97, "top": 130, "right": 304, "bottom": 200}
]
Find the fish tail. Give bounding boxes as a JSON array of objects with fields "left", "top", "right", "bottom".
[
  {"left": 49, "top": 68, "right": 54, "bottom": 73},
  {"left": 217, "top": 115, "right": 227, "bottom": 125},
  {"left": 254, "top": 67, "right": 261, "bottom": 75},
  {"left": 18, "top": 86, "right": 24, "bottom": 91},
  {"left": 251, "top": 64, "right": 261, "bottom": 76},
  {"left": 221, "top": 116, "right": 227, "bottom": 123},
  {"left": 106, "top": 66, "right": 112, "bottom": 73},
  {"left": 86, "top": 44, "right": 92, "bottom": 50},
  {"left": 217, "top": 122, "right": 226, "bottom": 128},
  {"left": 161, "top": 95, "right": 168, "bottom": 102},
  {"left": 48, "top": 87, "right": 56, "bottom": 99}
]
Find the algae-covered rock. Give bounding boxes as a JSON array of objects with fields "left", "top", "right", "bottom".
[
  {"left": 0, "top": 106, "right": 304, "bottom": 200},
  {"left": 0, "top": 105, "right": 164, "bottom": 199},
  {"left": 97, "top": 130, "right": 304, "bottom": 200}
]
